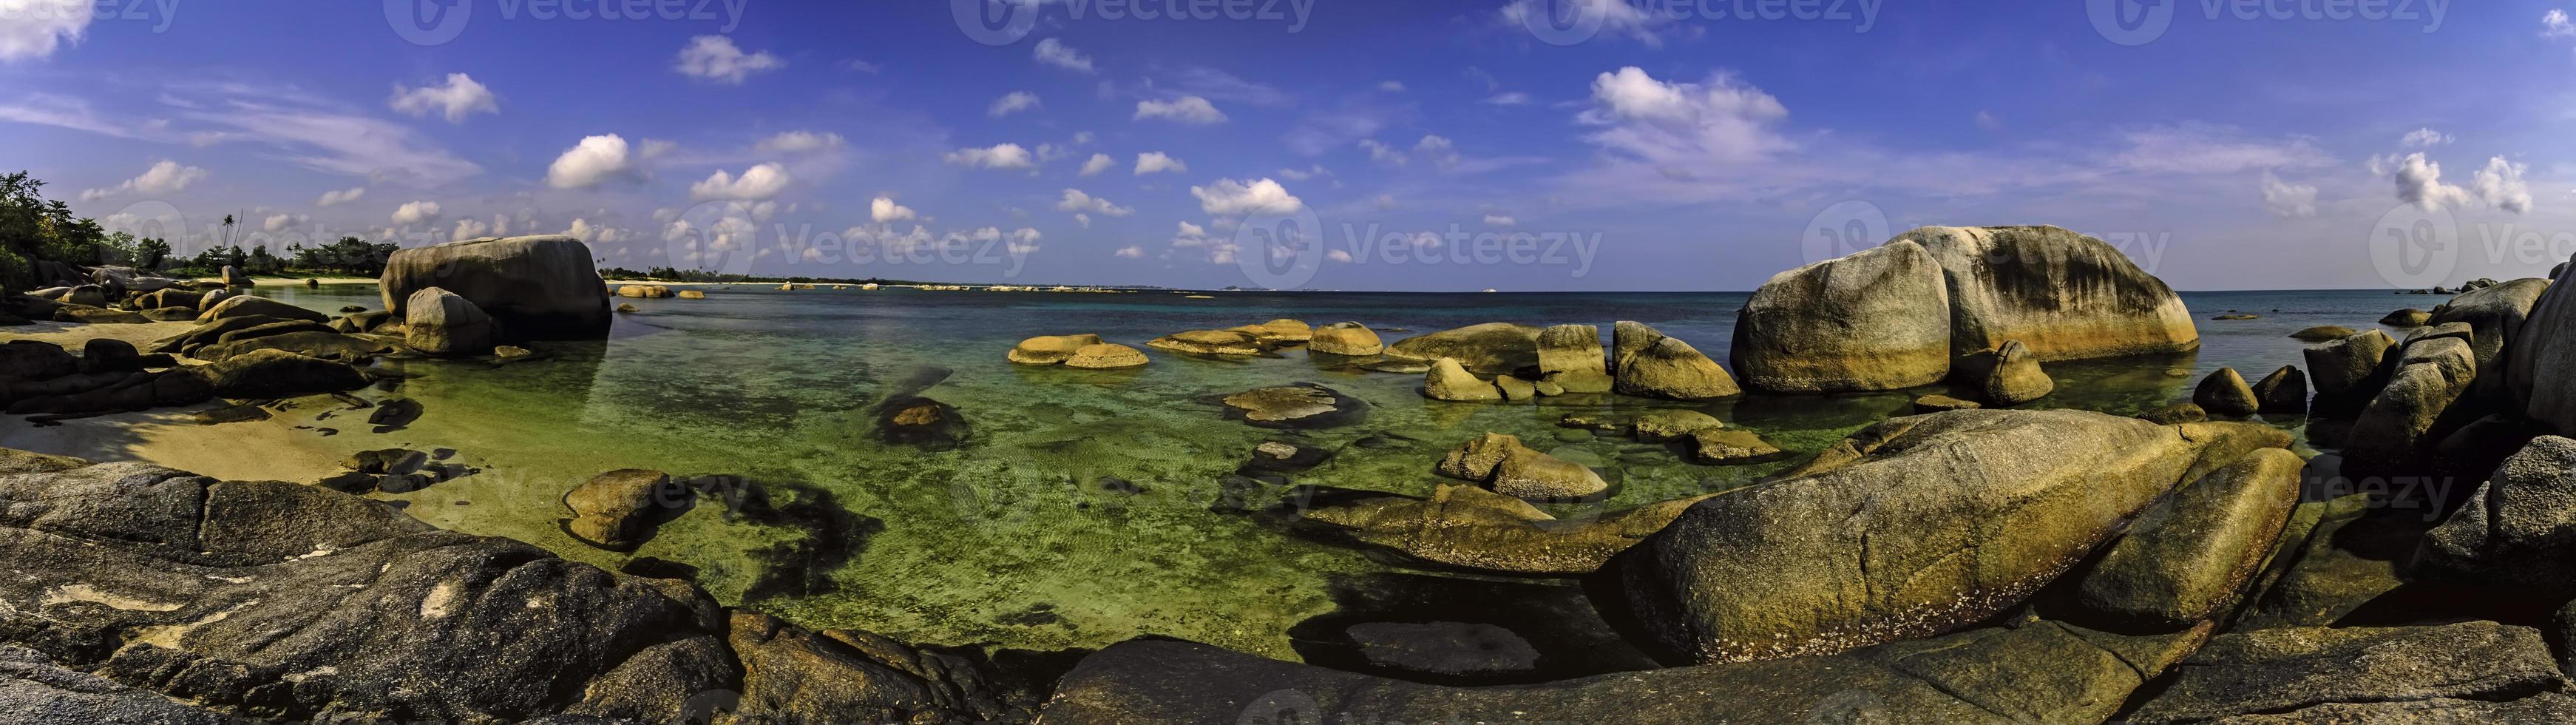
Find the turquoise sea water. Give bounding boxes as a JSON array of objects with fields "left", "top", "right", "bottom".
[{"left": 223, "top": 284, "right": 2444, "bottom": 662}]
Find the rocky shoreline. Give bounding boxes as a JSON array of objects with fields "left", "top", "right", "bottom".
[{"left": 3, "top": 229, "right": 2575, "bottom": 723}]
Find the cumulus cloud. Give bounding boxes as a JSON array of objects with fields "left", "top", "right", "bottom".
[
  {"left": 689, "top": 163, "right": 793, "bottom": 201},
  {"left": 546, "top": 135, "right": 639, "bottom": 189},
  {"left": 1276, "top": 164, "right": 1329, "bottom": 181},
  {"left": 1190, "top": 178, "right": 1302, "bottom": 215},
  {"left": 316, "top": 186, "right": 366, "bottom": 207},
  {"left": 1483, "top": 215, "right": 1516, "bottom": 227},
  {"left": 1483, "top": 92, "right": 1531, "bottom": 106},
  {"left": 80, "top": 160, "right": 206, "bottom": 200},
  {"left": 755, "top": 130, "right": 845, "bottom": 155},
  {"left": 1134, "top": 151, "right": 1187, "bottom": 175},
  {"left": 2474, "top": 156, "right": 2533, "bottom": 214},
  {"left": 674, "top": 36, "right": 783, "bottom": 84},
  {"left": 565, "top": 218, "right": 626, "bottom": 243},
  {"left": 1415, "top": 135, "right": 1461, "bottom": 170},
  {"left": 451, "top": 217, "right": 491, "bottom": 241},
  {"left": 989, "top": 91, "right": 1041, "bottom": 117},
  {"left": 0, "top": 0, "right": 89, "bottom": 61},
  {"left": 1135, "top": 95, "right": 1227, "bottom": 124},
  {"left": 945, "top": 143, "right": 1037, "bottom": 170},
  {"left": 1056, "top": 188, "right": 1133, "bottom": 217},
  {"left": 1078, "top": 153, "right": 1115, "bottom": 177},
  {"left": 2393, "top": 152, "right": 2475, "bottom": 211},
  {"left": 2258, "top": 171, "right": 2317, "bottom": 218},
  {"left": 2400, "top": 128, "right": 2453, "bottom": 149},
  {"left": 870, "top": 195, "right": 916, "bottom": 222},
  {"left": 2549, "top": 9, "right": 2576, "bottom": 38},
  {"left": 262, "top": 213, "right": 303, "bottom": 232},
  {"left": 1034, "top": 38, "right": 1094, "bottom": 72},
  {"left": 391, "top": 200, "right": 442, "bottom": 225},
  {"left": 1114, "top": 245, "right": 1145, "bottom": 258},
  {"left": 389, "top": 73, "right": 498, "bottom": 123},
  {"left": 1578, "top": 67, "right": 1792, "bottom": 165}
]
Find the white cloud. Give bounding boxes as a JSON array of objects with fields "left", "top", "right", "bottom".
[
  {"left": 1378, "top": 81, "right": 1406, "bottom": 92},
  {"left": 1360, "top": 139, "right": 1403, "bottom": 164},
  {"left": 989, "top": 91, "right": 1042, "bottom": 117},
  {"left": 2258, "top": 171, "right": 2317, "bottom": 218},
  {"left": 389, "top": 73, "right": 498, "bottom": 123},
  {"left": 1134, "top": 151, "right": 1187, "bottom": 175},
  {"left": 392, "top": 200, "right": 443, "bottom": 225},
  {"left": 870, "top": 195, "right": 916, "bottom": 222},
  {"left": 1579, "top": 67, "right": 1792, "bottom": 165},
  {"left": 1078, "top": 152, "right": 1115, "bottom": 177},
  {"left": 639, "top": 138, "right": 678, "bottom": 159},
  {"left": 2548, "top": 9, "right": 2576, "bottom": 38},
  {"left": 1177, "top": 220, "right": 1207, "bottom": 237},
  {"left": 1074, "top": 212, "right": 1091, "bottom": 228},
  {"left": 1499, "top": 0, "right": 1670, "bottom": 46},
  {"left": 316, "top": 186, "right": 366, "bottom": 207},
  {"left": 1134, "top": 95, "right": 1227, "bottom": 124},
  {"left": 80, "top": 160, "right": 206, "bottom": 200},
  {"left": 755, "top": 130, "right": 846, "bottom": 155},
  {"left": 546, "top": 134, "right": 638, "bottom": 189},
  {"left": 565, "top": 218, "right": 626, "bottom": 243},
  {"left": 1374, "top": 194, "right": 1396, "bottom": 210},
  {"left": 2399, "top": 127, "right": 2453, "bottom": 149},
  {"left": 1056, "top": 188, "right": 1133, "bottom": 217},
  {"left": 1034, "top": 38, "right": 1094, "bottom": 72},
  {"left": 1483, "top": 215, "right": 1516, "bottom": 227},
  {"left": 674, "top": 36, "right": 783, "bottom": 84},
  {"left": 262, "top": 213, "right": 302, "bottom": 232},
  {"left": 1326, "top": 249, "right": 1353, "bottom": 263},
  {"left": 1190, "top": 178, "right": 1302, "bottom": 215},
  {"left": 1276, "top": 164, "right": 1329, "bottom": 181},
  {"left": 0, "top": 0, "right": 89, "bottom": 61},
  {"left": 1114, "top": 245, "right": 1145, "bottom": 258},
  {"left": 944, "top": 143, "right": 1037, "bottom": 170},
  {"left": 1415, "top": 135, "right": 1461, "bottom": 170},
  {"left": 690, "top": 163, "right": 793, "bottom": 201},
  {"left": 2475, "top": 156, "right": 2533, "bottom": 214},
  {"left": 2393, "top": 152, "right": 2475, "bottom": 211},
  {"left": 1974, "top": 110, "right": 2004, "bottom": 132},
  {"left": 452, "top": 217, "right": 491, "bottom": 241},
  {"left": 1483, "top": 92, "right": 1531, "bottom": 106}
]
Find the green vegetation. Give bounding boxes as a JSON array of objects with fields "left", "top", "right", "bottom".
[
  {"left": 0, "top": 171, "right": 121, "bottom": 291},
  {"left": 597, "top": 266, "right": 939, "bottom": 286}
]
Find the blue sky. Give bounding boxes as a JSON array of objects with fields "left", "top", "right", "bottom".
[{"left": 0, "top": 0, "right": 2566, "bottom": 290}]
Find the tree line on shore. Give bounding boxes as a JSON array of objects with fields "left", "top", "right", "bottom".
[{"left": 0, "top": 171, "right": 399, "bottom": 290}]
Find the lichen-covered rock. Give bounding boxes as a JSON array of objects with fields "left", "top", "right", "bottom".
[
  {"left": 1954, "top": 339, "right": 2052, "bottom": 405},
  {"left": 1731, "top": 241, "right": 1951, "bottom": 392},
  {"left": 2074, "top": 448, "right": 2304, "bottom": 627},
  {"left": 1384, "top": 323, "right": 1543, "bottom": 374},
  {"left": 1914, "top": 394, "right": 1980, "bottom": 413},
  {"left": 1296, "top": 485, "right": 1711, "bottom": 575},
  {"left": 1063, "top": 343, "right": 1148, "bottom": 369},
  {"left": 1612, "top": 323, "right": 1738, "bottom": 399},
  {"left": 2290, "top": 325, "right": 2356, "bottom": 342},
  {"left": 2303, "top": 329, "right": 2396, "bottom": 414},
  {"left": 2382, "top": 308, "right": 2432, "bottom": 326},
  {"left": 1007, "top": 334, "right": 1103, "bottom": 364},
  {"left": 381, "top": 235, "right": 611, "bottom": 340},
  {"left": 1898, "top": 225, "right": 2199, "bottom": 360},
  {"left": 2428, "top": 277, "right": 2545, "bottom": 402},
  {"left": 2124, "top": 622, "right": 2568, "bottom": 724},
  {"left": 2511, "top": 259, "right": 2576, "bottom": 433},
  {"left": 1631, "top": 410, "right": 1723, "bottom": 442},
  {"left": 1536, "top": 323, "right": 1613, "bottom": 394},
  {"left": 2346, "top": 335, "right": 2477, "bottom": 473},
  {"left": 1435, "top": 432, "right": 1523, "bottom": 481},
  {"left": 1422, "top": 358, "right": 1500, "bottom": 402},
  {"left": 2414, "top": 436, "right": 2576, "bottom": 597},
  {"left": 562, "top": 468, "right": 694, "bottom": 550},
  {"left": 172, "top": 349, "right": 369, "bottom": 399},
  {"left": 1489, "top": 446, "right": 1607, "bottom": 499},
  {"left": 1610, "top": 409, "right": 2288, "bottom": 664},
  {"left": 404, "top": 286, "right": 499, "bottom": 355},
  {"left": 2253, "top": 365, "right": 2308, "bottom": 414},
  {"left": 2194, "top": 367, "right": 2260, "bottom": 417},
  {"left": 1686, "top": 428, "right": 1782, "bottom": 465},
  {"left": 1306, "top": 321, "right": 1383, "bottom": 357},
  {"left": 1145, "top": 329, "right": 1265, "bottom": 356},
  {"left": 193, "top": 294, "right": 328, "bottom": 325}
]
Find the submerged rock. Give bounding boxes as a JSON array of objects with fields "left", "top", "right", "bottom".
[
  {"left": 874, "top": 396, "right": 969, "bottom": 450},
  {"left": 1630, "top": 410, "right": 1723, "bottom": 442},
  {"left": 1145, "top": 329, "right": 1266, "bottom": 356},
  {"left": 1914, "top": 394, "right": 1980, "bottom": 413},
  {"left": 1063, "top": 343, "right": 1148, "bottom": 369},
  {"left": 1610, "top": 409, "right": 2289, "bottom": 664},
  {"left": 1220, "top": 383, "right": 1364, "bottom": 428},
  {"left": 563, "top": 468, "right": 696, "bottom": 550},
  {"left": 1306, "top": 321, "right": 1383, "bottom": 357},
  {"left": 2289, "top": 325, "right": 2356, "bottom": 341},
  {"left": 1421, "top": 358, "right": 1500, "bottom": 402},
  {"left": 1953, "top": 339, "right": 2052, "bottom": 405},
  {"left": 1007, "top": 334, "right": 1103, "bottom": 365}
]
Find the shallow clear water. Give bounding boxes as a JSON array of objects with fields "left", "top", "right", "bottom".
[{"left": 234, "top": 284, "right": 2442, "bottom": 660}]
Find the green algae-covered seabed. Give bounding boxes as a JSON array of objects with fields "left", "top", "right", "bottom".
[{"left": 13, "top": 284, "right": 2408, "bottom": 661}]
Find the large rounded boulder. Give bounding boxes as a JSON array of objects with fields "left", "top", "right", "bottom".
[
  {"left": 1732, "top": 240, "right": 1951, "bottom": 392},
  {"left": 1608, "top": 408, "right": 2289, "bottom": 664},
  {"left": 380, "top": 235, "right": 611, "bottom": 340},
  {"left": 2510, "top": 258, "right": 2576, "bottom": 432},
  {"left": 1384, "top": 323, "right": 1543, "bottom": 374},
  {"left": 404, "top": 286, "right": 499, "bottom": 355},
  {"left": 1897, "top": 225, "right": 2199, "bottom": 360}
]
